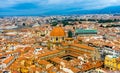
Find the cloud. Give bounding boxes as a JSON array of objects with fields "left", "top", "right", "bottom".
[
  {"left": 0, "top": 0, "right": 120, "bottom": 9},
  {"left": 46, "top": 0, "right": 120, "bottom": 10},
  {"left": 46, "top": 0, "right": 81, "bottom": 4},
  {"left": 0, "top": 0, "right": 41, "bottom": 8},
  {"left": 0, "top": 0, "right": 120, "bottom": 16},
  {"left": 11, "top": 3, "right": 39, "bottom": 10}
]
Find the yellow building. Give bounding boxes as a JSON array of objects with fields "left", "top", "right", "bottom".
[
  {"left": 20, "top": 67, "right": 29, "bottom": 73},
  {"left": 104, "top": 55, "right": 120, "bottom": 70}
]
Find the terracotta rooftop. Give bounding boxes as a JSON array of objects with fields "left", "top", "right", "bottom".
[
  {"left": 50, "top": 57, "right": 65, "bottom": 64},
  {"left": 50, "top": 27, "right": 66, "bottom": 37},
  {"left": 38, "top": 50, "right": 60, "bottom": 58},
  {"left": 70, "top": 44, "right": 95, "bottom": 51},
  {"left": 3, "top": 56, "right": 14, "bottom": 64}
]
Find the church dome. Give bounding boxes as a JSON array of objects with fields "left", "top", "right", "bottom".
[{"left": 50, "top": 27, "right": 65, "bottom": 37}]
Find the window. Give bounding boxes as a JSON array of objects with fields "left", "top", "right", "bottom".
[
  {"left": 62, "top": 37, "right": 64, "bottom": 40},
  {"left": 56, "top": 37, "right": 58, "bottom": 41},
  {"left": 99, "top": 71, "right": 103, "bottom": 73}
]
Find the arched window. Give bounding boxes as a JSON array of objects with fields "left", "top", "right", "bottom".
[
  {"left": 56, "top": 37, "right": 58, "bottom": 41},
  {"left": 62, "top": 37, "right": 64, "bottom": 40},
  {"left": 68, "top": 30, "right": 73, "bottom": 38}
]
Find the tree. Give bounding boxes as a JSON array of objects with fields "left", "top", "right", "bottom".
[
  {"left": 80, "top": 19, "right": 86, "bottom": 21},
  {"left": 23, "top": 23, "right": 26, "bottom": 26},
  {"left": 51, "top": 22, "right": 58, "bottom": 26},
  {"left": 88, "top": 19, "right": 96, "bottom": 21},
  {"left": 68, "top": 30, "right": 73, "bottom": 38},
  {"left": 79, "top": 21, "right": 82, "bottom": 24}
]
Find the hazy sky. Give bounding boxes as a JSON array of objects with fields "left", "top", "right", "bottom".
[{"left": 0, "top": 0, "right": 120, "bottom": 15}]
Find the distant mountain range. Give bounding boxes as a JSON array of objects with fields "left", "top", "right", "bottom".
[
  {"left": 0, "top": 6, "right": 120, "bottom": 16},
  {"left": 41, "top": 6, "right": 120, "bottom": 15},
  {"left": 78, "top": 6, "right": 120, "bottom": 14},
  {"left": 43, "top": 6, "right": 120, "bottom": 15}
]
